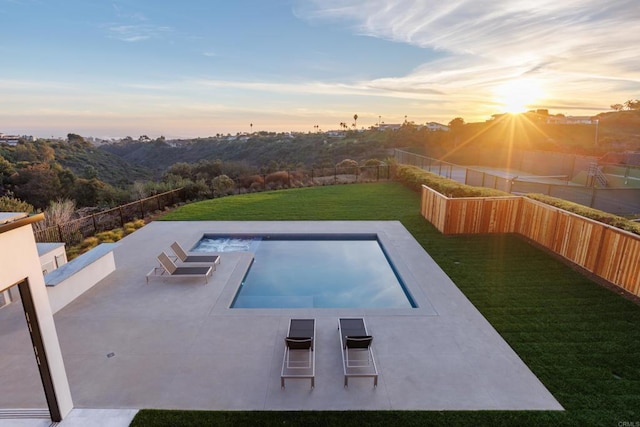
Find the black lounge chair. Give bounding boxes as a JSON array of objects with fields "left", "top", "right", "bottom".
[
  {"left": 170, "top": 242, "right": 220, "bottom": 267},
  {"left": 146, "top": 252, "right": 213, "bottom": 284},
  {"left": 338, "top": 318, "right": 378, "bottom": 387},
  {"left": 281, "top": 318, "right": 315, "bottom": 389}
]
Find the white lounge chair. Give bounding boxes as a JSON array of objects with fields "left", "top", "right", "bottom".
[
  {"left": 338, "top": 318, "right": 378, "bottom": 387},
  {"left": 170, "top": 242, "right": 220, "bottom": 268},
  {"left": 146, "top": 252, "right": 213, "bottom": 284},
  {"left": 281, "top": 318, "right": 315, "bottom": 389}
]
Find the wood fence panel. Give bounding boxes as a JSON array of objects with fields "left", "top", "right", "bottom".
[
  {"left": 618, "top": 235, "right": 640, "bottom": 295},
  {"left": 421, "top": 186, "right": 447, "bottom": 233},
  {"left": 595, "top": 229, "right": 640, "bottom": 295},
  {"left": 446, "top": 199, "right": 484, "bottom": 233},
  {"left": 420, "top": 185, "right": 640, "bottom": 298},
  {"left": 517, "top": 198, "right": 558, "bottom": 248},
  {"left": 551, "top": 212, "right": 603, "bottom": 272},
  {"left": 435, "top": 196, "right": 520, "bottom": 234},
  {"left": 480, "top": 197, "right": 521, "bottom": 233}
]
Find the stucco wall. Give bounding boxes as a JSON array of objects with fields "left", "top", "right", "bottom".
[{"left": 0, "top": 220, "right": 73, "bottom": 418}]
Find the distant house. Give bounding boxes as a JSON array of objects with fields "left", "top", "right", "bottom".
[
  {"left": 546, "top": 115, "right": 594, "bottom": 125},
  {"left": 378, "top": 124, "right": 402, "bottom": 131},
  {"left": 0, "top": 132, "right": 20, "bottom": 146},
  {"left": 326, "top": 130, "right": 346, "bottom": 138},
  {"left": 425, "top": 122, "right": 449, "bottom": 132}
]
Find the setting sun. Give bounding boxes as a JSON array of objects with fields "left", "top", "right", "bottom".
[{"left": 494, "top": 78, "right": 543, "bottom": 113}]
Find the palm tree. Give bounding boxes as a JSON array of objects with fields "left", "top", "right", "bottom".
[
  {"left": 353, "top": 114, "right": 358, "bottom": 130},
  {"left": 250, "top": 123, "right": 253, "bottom": 133}
]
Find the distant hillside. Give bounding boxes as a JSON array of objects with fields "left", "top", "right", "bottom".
[
  {"left": 428, "top": 111, "right": 640, "bottom": 165},
  {"left": 98, "top": 113, "right": 640, "bottom": 174},
  {"left": 50, "top": 140, "right": 154, "bottom": 185},
  {"left": 100, "top": 133, "right": 394, "bottom": 172}
]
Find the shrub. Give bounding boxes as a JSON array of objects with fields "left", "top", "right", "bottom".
[
  {"left": 211, "top": 174, "right": 235, "bottom": 196},
  {"left": 265, "top": 171, "right": 290, "bottom": 189},
  {"left": 527, "top": 193, "right": 640, "bottom": 235},
  {"left": 395, "top": 164, "right": 509, "bottom": 197},
  {"left": 336, "top": 159, "right": 359, "bottom": 175},
  {"left": 95, "top": 229, "right": 123, "bottom": 243},
  {"left": 240, "top": 175, "right": 264, "bottom": 190},
  {"left": 395, "top": 165, "right": 640, "bottom": 236},
  {"left": 363, "top": 158, "right": 384, "bottom": 167},
  {"left": 0, "top": 196, "right": 34, "bottom": 213},
  {"left": 132, "top": 219, "right": 145, "bottom": 228},
  {"left": 66, "top": 246, "right": 81, "bottom": 260},
  {"left": 80, "top": 236, "right": 99, "bottom": 249},
  {"left": 33, "top": 199, "right": 76, "bottom": 232}
]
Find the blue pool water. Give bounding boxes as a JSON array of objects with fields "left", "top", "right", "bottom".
[{"left": 192, "top": 234, "right": 416, "bottom": 309}]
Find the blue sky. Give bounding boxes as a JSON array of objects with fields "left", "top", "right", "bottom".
[{"left": 1, "top": 0, "right": 638, "bottom": 138}]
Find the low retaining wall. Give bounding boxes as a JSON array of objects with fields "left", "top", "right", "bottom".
[
  {"left": 421, "top": 185, "right": 640, "bottom": 297},
  {"left": 44, "top": 243, "right": 119, "bottom": 314}
]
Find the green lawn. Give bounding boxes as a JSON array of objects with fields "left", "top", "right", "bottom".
[{"left": 134, "top": 182, "right": 640, "bottom": 426}]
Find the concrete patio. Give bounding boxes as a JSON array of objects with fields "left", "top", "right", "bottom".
[{"left": 0, "top": 221, "right": 562, "bottom": 415}]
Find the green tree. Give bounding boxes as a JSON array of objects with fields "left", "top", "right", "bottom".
[
  {"left": 448, "top": 117, "right": 465, "bottom": 129},
  {"left": 73, "top": 178, "right": 103, "bottom": 207},
  {"left": 33, "top": 140, "right": 55, "bottom": 163},
  {"left": 192, "top": 159, "right": 223, "bottom": 183},
  {"left": 10, "top": 164, "right": 62, "bottom": 209},
  {"left": 211, "top": 174, "right": 235, "bottom": 196},
  {"left": 67, "top": 133, "right": 85, "bottom": 144},
  {"left": 624, "top": 99, "right": 640, "bottom": 110},
  {"left": 0, "top": 196, "right": 34, "bottom": 213},
  {"left": 13, "top": 143, "right": 39, "bottom": 162},
  {"left": 55, "top": 167, "right": 77, "bottom": 199},
  {"left": 164, "top": 162, "right": 193, "bottom": 180},
  {"left": 82, "top": 165, "right": 98, "bottom": 179},
  {"left": 0, "top": 155, "right": 14, "bottom": 185}
]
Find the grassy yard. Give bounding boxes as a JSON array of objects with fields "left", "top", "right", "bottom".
[{"left": 134, "top": 182, "right": 640, "bottom": 426}]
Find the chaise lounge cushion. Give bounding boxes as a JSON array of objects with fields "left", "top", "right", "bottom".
[
  {"left": 345, "top": 335, "right": 373, "bottom": 349},
  {"left": 285, "top": 337, "right": 313, "bottom": 350}
]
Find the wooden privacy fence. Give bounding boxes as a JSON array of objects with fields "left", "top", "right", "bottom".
[
  {"left": 421, "top": 185, "right": 640, "bottom": 297},
  {"left": 34, "top": 188, "right": 185, "bottom": 246}
]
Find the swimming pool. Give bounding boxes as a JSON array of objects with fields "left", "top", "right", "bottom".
[{"left": 192, "top": 234, "right": 416, "bottom": 309}]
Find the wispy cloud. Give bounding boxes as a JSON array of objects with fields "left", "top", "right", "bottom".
[
  {"left": 112, "top": 2, "right": 147, "bottom": 22},
  {"left": 189, "top": 77, "right": 441, "bottom": 99},
  {"left": 106, "top": 2, "right": 171, "bottom": 42},
  {"left": 298, "top": 0, "right": 640, "bottom": 112},
  {"left": 107, "top": 24, "right": 171, "bottom": 42}
]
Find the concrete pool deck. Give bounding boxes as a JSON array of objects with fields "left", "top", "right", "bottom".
[{"left": 0, "top": 220, "right": 562, "bottom": 417}]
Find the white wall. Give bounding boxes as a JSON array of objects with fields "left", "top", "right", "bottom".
[
  {"left": 47, "top": 251, "right": 116, "bottom": 314},
  {"left": 39, "top": 244, "right": 67, "bottom": 275},
  {"left": 0, "top": 222, "right": 73, "bottom": 419}
]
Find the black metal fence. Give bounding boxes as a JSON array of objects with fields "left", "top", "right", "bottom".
[
  {"left": 395, "top": 149, "right": 640, "bottom": 215},
  {"left": 33, "top": 165, "right": 392, "bottom": 246},
  {"left": 34, "top": 188, "right": 185, "bottom": 246}
]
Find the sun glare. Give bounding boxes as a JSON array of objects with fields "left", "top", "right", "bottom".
[{"left": 494, "top": 78, "right": 543, "bottom": 114}]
